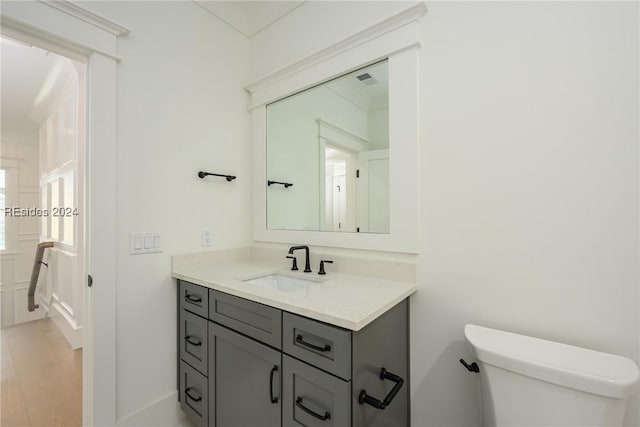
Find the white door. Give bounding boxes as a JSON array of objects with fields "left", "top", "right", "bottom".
[
  {"left": 332, "top": 174, "right": 347, "bottom": 231},
  {"left": 357, "top": 149, "right": 389, "bottom": 233}
]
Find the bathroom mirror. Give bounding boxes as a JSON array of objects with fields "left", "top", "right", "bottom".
[
  {"left": 266, "top": 61, "right": 389, "bottom": 233},
  {"left": 248, "top": 3, "right": 424, "bottom": 253}
]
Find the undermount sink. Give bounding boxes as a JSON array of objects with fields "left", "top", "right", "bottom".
[{"left": 241, "top": 272, "right": 323, "bottom": 292}]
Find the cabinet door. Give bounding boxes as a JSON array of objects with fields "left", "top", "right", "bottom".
[
  {"left": 283, "top": 355, "right": 351, "bottom": 427},
  {"left": 209, "top": 323, "right": 281, "bottom": 427}
]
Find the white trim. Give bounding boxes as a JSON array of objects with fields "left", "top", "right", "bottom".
[
  {"left": 251, "top": 14, "right": 421, "bottom": 253},
  {"left": 0, "top": 252, "right": 19, "bottom": 260},
  {"left": 19, "top": 185, "right": 40, "bottom": 194},
  {"left": 317, "top": 119, "right": 368, "bottom": 152},
  {"left": 245, "top": 3, "right": 426, "bottom": 106},
  {"left": 0, "top": 157, "right": 22, "bottom": 168},
  {"left": 17, "top": 233, "right": 40, "bottom": 242},
  {"left": 116, "top": 391, "right": 184, "bottom": 427},
  {"left": 0, "top": 15, "right": 122, "bottom": 62},
  {"left": 50, "top": 300, "right": 83, "bottom": 349},
  {"left": 85, "top": 50, "right": 118, "bottom": 426},
  {"left": 41, "top": 0, "right": 130, "bottom": 36},
  {"left": 61, "top": 301, "right": 75, "bottom": 316}
]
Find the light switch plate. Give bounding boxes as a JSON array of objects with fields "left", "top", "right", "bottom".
[{"left": 130, "top": 232, "right": 163, "bottom": 255}]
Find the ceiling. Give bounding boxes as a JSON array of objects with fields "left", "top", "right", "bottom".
[
  {"left": 1, "top": 38, "right": 56, "bottom": 139},
  {"left": 194, "top": 1, "right": 305, "bottom": 37},
  {"left": 326, "top": 61, "right": 389, "bottom": 111},
  {"left": 1, "top": 37, "right": 76, "bottom": 141}
]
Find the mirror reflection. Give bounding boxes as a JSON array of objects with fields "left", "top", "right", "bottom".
[{"left": 266, "top": 60, "right": 389, "bottom": 233}]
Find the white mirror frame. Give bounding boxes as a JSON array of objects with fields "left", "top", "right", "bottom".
[{"left": 247, "top": 3, "right": 426, "bottom": 254}]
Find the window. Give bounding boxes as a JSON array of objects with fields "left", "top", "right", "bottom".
[{"left": 0, "top": 169, "right": 5, "bottom": 249}]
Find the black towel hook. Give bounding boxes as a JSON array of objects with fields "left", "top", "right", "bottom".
[{"left": 459, "top": 359, "right": 479, "bottom": 373}]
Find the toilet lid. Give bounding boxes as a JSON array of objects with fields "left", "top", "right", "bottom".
[{"left": 464, "top": 324, "right": 640, "bottom": 398}]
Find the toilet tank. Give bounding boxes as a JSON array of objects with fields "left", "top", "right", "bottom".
[{"left": 464, "top": 324, "right": 639, "bottom": 427}]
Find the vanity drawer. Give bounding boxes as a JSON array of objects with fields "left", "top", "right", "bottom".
[
  {"left": 209, "top": 289, "right": 282, "bottom": 349},
  {"left": 283, "top": 354, "right": 350, "bottom": 427},
  {"left": 283, "top": 312, "right": 352, "bottom": 380},
  {"left": 180, "top": 281, "right": 209, "bottom": 318},
  {"left": 180, "top": 309, "right": 208, "bottom": 376},
  {"left": 179, "top": 361, "right": 208, "bottom": 427}
]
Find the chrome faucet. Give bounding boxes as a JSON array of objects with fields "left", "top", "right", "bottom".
[{"left": 288, "top": 245, "right": 311, "bottom": 273}]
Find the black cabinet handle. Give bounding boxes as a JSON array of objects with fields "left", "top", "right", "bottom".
[
  {"left": 296, "top": 397, "right": 331, "bottom": 421},
  {"left": 185, "top": 335, "right": 202, "bottom": 346},
  {"left": 358, "top": 368, "right": 404, "bottom": 410},
  {"left": 185, "top": 387, "right": 202, "bottom": 402},
  {"left": 185, "top": 293, "right": 202, "bottom": 304},
  {"left": 295, "top": 335, "right": 331, "bottom": 352},
  {"left": 269, "top": 365, "right": 279, "bottom": 404}
]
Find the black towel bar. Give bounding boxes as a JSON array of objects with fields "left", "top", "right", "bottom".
[
  {"left": 267, "top": 180, "right": 293, "bottom": 188},
  {"left": 198, "top": 171, "right": 236, "bottom": 182}
]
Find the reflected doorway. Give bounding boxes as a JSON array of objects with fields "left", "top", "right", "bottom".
[
  {"left": 0, "top": 35, "right": 86, "bottom": 426},
  {"left": 323, "top": 145, "right": 356, "bottom": 232}
]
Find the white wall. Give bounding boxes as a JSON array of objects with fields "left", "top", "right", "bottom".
[
  {"left": 0, "top": 136, "right": 43, "bottom": 327},
  {"left": 367, "top": 105, "right": 388, "bottom": 150},
  {"left": 80, "top": 1, "right": 252, "bottom": 421},
  {"left": 251, "top": 2, "right": 640, "bottom": 426},
  {"left": 249, "top": 1, "right": 415, "bottom": 82},
  {"left": 417, "top": 3, "right": 638, "bottom": 425}
]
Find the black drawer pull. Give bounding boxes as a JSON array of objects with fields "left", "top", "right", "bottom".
[
  {"left": 185, "top": 387, "right": 202, "bottom": 402},
  {"left": 185, "top": 335, "right": 202, "bottom": 346},
  {"left": 296, "top": 397, "right": 331, "bottom": 421},
  {"left": 185, "top": 293, "right": 202, "bottom": 304},
  {"left": 295, "top": 334, "right": 331, "bottom": 352},
  {"left": 269, "top": 365, "right": 279, "bottom": 404},
  {"left": 358, "top": 368, "right": 404, "bottom": 410}
]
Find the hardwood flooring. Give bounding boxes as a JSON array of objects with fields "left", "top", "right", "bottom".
[{"left": 0, "top": 319, "right": 81, "bottom": 427}]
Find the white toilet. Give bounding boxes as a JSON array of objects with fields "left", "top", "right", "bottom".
[{"left": 464, "top": 324, "right": 640, "bottom": 426}]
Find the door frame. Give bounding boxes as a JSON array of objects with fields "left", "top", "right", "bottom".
[{"left": 1, "top": 4, "right": 125, "bottom": 425}]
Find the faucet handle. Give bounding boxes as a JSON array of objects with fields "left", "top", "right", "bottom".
[
  {"left": 318, "top": 260, "right": 333, "bottom": 275},
  {"left": 286, "top": 255, "right": 298, "bottom": 271}
]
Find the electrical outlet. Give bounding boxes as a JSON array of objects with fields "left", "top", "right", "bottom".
[{"left": 201, "top": 230, "right": 213, "bottom": 247}]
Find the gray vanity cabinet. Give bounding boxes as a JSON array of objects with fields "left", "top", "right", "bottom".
[
  {"left": 177, "top": 280, "right": 409, "bottom": 427},
  {"left": 208, "top": 322, "right": 282, "bottom": 427}
]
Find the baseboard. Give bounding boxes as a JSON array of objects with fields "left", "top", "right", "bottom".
[
  {"left": 117, "top": 391, "right": 186, "bottom": 427},
  {"left": 49, "top": 302, "right": 83, "bottom": 349}
]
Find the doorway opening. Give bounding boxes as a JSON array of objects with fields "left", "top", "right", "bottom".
[
  {"left": 0, "top": 35, "right": 86, "bottom": 426},
  {"left": 323, "top": 145, "right": 356, "bottom": 232}
]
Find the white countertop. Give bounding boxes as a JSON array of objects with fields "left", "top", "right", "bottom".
[{"left": 172, "top": 250, "right": 417, "bottom": 331}]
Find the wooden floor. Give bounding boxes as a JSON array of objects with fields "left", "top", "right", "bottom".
[{"left": 0, "top": 318, "right": 82, "bottom": 427}]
